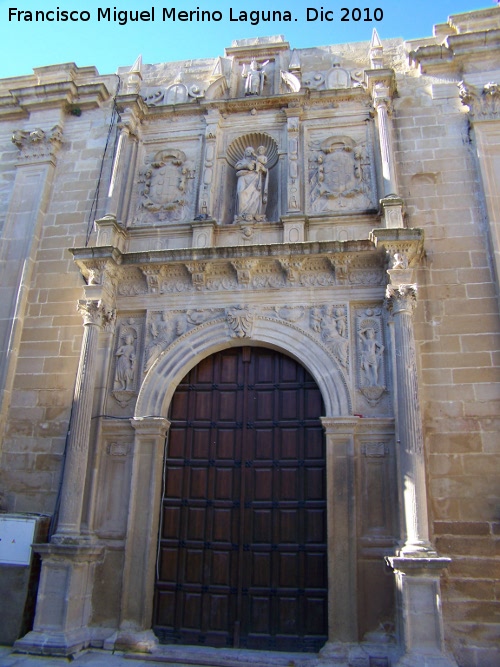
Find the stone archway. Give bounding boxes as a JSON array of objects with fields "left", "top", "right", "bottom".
[
  {"left": 153, "top": 345, "right": 328, "bottom": 651},
  {"left": 115, "top": 316, "right": 353, "bottom": 651}
]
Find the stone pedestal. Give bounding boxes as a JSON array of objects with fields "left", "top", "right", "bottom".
[
  {"left": 14, "top": 543, "right": 103, "bottom": 656},
  {"left": 281, "top": 214, "right": 306, "bottom": 243},
  {"left": 388, "top": 557, "right": 458, "bottom": 667}
]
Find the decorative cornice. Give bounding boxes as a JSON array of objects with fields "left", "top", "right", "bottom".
[
  {"left": 70, "top": 239, "right": 388, "bottom": 296},
  {"left": 1, "top": 80, "right": 109, "bottom": 119}
]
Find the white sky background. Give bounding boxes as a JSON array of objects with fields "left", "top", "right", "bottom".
[{"left": 0, "top": 0, "right": 496, "bottom": 79}]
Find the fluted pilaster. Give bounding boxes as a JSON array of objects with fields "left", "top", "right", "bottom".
[{"left": 386, "top": 284, "right": 433, "bottom": 555}]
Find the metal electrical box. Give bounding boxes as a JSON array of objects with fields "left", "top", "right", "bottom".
[{"left": 0, "top": 514, "right": 50, "bottom": 645}]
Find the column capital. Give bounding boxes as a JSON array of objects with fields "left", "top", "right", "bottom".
[
  {"left": 321, "top": 416, "right": 360, "bottom": 436},
  {"left": 364, "top": 68, "right": 396, "bottom": 102},
  {"left": 77, "top": 299, "right": 115, "bottom": 330},
  {"left": 130, "top": 416, "right": 171, "bottom": 437},
  {"left": 385, "top": 284, "right": 418, "bottom": 315},
  {"left": 12, "top": 124, "right": 63, "bottom": 164}
]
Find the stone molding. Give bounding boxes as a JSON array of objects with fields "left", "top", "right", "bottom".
[
  {"left": 1, "top": 78, "right": 109, "bottom": 120},
  {"left": 70, "top": 239, "right": 388, "bottom": 297}
]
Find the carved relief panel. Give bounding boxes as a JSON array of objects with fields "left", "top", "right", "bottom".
[
  {"left": 307, "top": 130, "right": 377, "bottom": 215},
  {"left": 354, "top": 306, "right": 391, "bottom": 416},
  {"left": 108, "top": 315, "right": 145, "bottom": 412},
  {"left": 133, "top": 146, "right": 197, "bottom": 225}
]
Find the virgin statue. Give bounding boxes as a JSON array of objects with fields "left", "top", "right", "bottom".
[{"left": 234, "top": 146, "right": 269, "bottom": 222}]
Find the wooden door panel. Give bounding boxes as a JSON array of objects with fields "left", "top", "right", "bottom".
[{"left": 154, "top": 347, "right": 327, "bottom": 651}]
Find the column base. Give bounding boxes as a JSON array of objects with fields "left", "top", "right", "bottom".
[
  {"left": 14, "top": 628, "right": 91, "bottom": 656},
  {"left": 14, "top": 542, "right": 103, "bottom": 657},
  {"left": 387, "top": 556, "right": 457, "bottom": 667},
  {"left": 393, "top": 650, "right": 458, "bottom": 667},
  {"left": 108, "top": 628, "right": 159, "bottom": 653}
]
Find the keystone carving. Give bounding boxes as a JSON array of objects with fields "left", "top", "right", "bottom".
[{"left": 226, "top": 305, "right": 254, "bottom": 338}]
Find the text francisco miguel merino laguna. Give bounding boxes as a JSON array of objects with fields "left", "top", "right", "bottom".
[{"left": 8, "top": 5, "right": 384, "bottom": 25}]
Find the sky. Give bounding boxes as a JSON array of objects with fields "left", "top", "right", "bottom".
[{"left": 0, "top": 0, "right": 496, "bottom": 79}]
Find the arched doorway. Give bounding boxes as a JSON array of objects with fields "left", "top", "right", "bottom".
[{"left": 152, "top": 346, "right": 328, "bottom": 652}]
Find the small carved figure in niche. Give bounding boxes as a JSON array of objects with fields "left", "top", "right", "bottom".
[
  {"left": 114, "top": 334, "right": 136, "bottom": 390},
  {"left": 321, "top": 306, "right": 349, "bottom": 368},
  {"left": 243, "top": 59, "right": 269, "bottom": 96},
  {"left": 234, "top": 146, "right": 269, "bottom": 222},
  {"left": 145, "top": 312, "right": 172, "bottom": 370},
  {"left": 310, "top": 307, "right": 322, "bottom": 333},
  {"left": 359, "top": 327, "right": 384, "bottom": 386},
  {"left": 333, "top": 307, "right": 347, "bottom": 337}
]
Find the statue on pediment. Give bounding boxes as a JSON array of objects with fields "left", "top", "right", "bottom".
[{"left": 243, "top": 59, "right": 269, "bottom": 96}]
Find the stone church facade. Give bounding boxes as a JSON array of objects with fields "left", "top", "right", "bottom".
[{"left": 0, "top": 7, "right": 498, "bottom": 667}]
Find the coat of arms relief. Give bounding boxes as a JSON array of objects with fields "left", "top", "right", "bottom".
[
  {"left": 133, "top": 148, "right": 196, "bottom": 225},
  {"left": 308, "top": 135, "right": 375, "bottom": 214}
]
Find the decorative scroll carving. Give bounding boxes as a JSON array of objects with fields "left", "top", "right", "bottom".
[
  {"left": 308, "top": 136, "right": 374, "bottom": 213},
  {"left": 134, "top": 148, "right": 196, "bottom": 224},
  {"left": 459, "top": 81, "right": 500, "bottom": 120},
  {"left": 226, "top": 306, "right": 254, "bottom": 338},
  {"left": 356, "top": 308, "right": 386, "bottom": 406},
  {"left": 12, "top": 125, "right": 62, "bottom": 162}
]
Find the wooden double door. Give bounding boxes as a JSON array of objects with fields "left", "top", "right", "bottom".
[{"left": 153, "top": 346, "right": 328, "bottom": 652}]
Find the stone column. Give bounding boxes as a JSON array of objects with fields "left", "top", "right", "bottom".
[
  {"left": 386, "top": 284, "right": 432, "bottom": 555},
  {"left": 319, "top": 417, "right": 359, "bottom": 664},
  {"left": 54, "top": 299, "right": 110, "bottom": 537},
  {"left": 112, "top": 416, "right": 170, "bottom": 652},
  {"left": 373, "top": 85, "right": 397, "bottom": 198},
  {"left": 365, "top": 70, "right": 404, "bottom": 228},
  {"left": 104, "top": 119, "right": 137, "bottom": 222},
  {"left": 15, "top": 297, "right": 113, "bottom": 656},
  {"left": 385, "top": 284, "right": 458, "bottom": 667}
]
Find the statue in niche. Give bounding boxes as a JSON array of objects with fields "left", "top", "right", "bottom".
[
  {"left": 234, "top": 146, "right": 269, "bottom": 222},
  {"left": 359, "top": 326, "right": 384, "bottom": 387},
  {"left": 114, "top": 334, "right": 136, "bottom": 390},
  {"left": 110, "top": 319, "right": 141, "bottom": 408},
  {"left": 309, "top": 137, "right": 374, "bottom": 214},
  {"left": 243, "top": 59, "right": 269, "bottom": 96}
]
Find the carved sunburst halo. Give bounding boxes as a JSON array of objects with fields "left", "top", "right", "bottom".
[{"left": 226, "top": 132, "right": 279, "bottom": 169}]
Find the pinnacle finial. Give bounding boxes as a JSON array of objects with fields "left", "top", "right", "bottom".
[{"left": 369, "top": 29, "right": 384, "bottom": 69}]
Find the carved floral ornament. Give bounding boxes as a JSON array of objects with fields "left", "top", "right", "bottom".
[
  {"left": 12, "top": 125, "right": 63, "bottom": 160},
  {"left": 139, "top": 303, "right": 351, "bottom": 378},
  {"left": 459, "top": 81, "right": 500, "bottom": 120}
]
